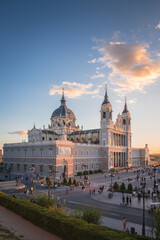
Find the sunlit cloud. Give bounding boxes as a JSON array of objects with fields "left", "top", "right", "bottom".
[
  {"left": 115, "top": 98, "right": 136, "bottom": 104},
  {"left": 8, "top": 131, "right": 28, "bottom": 136},
  {"left": 128, "top": 98, "right": 137, "bottom": 104},
  {"left": 115, "top": 100, "right": 122, "bottom": 103},
  {"left": 49, "top": 81, "right": 99, "bottom": 98},
  {"left": 91, "top": 72, "right": 105, "bottom": 79},
  {"left": 155, "top": 22, "right": 160, "bottom": 29},
  {"left": 95, "top": 41, "right": 160, "bottom": 95},
  {"left": 88, "top": 58, "right": 97, "bottom": 64}
]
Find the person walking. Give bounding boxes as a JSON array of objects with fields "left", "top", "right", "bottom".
[
  {"left": 126, "top": 195, "right": 129, "bottom": 205},
  {"left": 122, "top": 195, "right": 125, "bottom": 205},
  {"left": 123, "top": 217, "right": 127, "bottom": 231},
  {"left": 129, "top": 196, "right": 132, "bottom": 205}
]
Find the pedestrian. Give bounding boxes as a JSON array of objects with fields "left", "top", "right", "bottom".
[
  {"left": 122, "top": 195, "right": 125, "bottom": 204},
  {"left": 129, "top": 196, "right": 132, "bottom": 205},
  {"left": 126, "top": 195, "right": 129, "bottom": 205},
  {"left": 89, "top": 188, "right": 92, "bottom": 194},
  {"left": 123, "top": 217, "right": 127, "bottom": 231}
]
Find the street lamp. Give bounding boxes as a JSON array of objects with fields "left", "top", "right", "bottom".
[
  {"left": 152, "top": 165, "right": 157, "bottom": 189},
  {"left": 141, "top": 178, "right": 146, "bottom": 236},
  {"left": 110, "top": 173, "right": 113, "bottom": 193}
]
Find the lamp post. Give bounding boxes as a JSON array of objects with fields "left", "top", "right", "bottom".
[
  {"left": 141, "top": 178, "right": 146, "bottom": 236},
  {"left": 82, "top": 163, "right": 88, "bottom": 178},
  {"left": 111, "top": 173, "right": 114, "bottom": 193},
  {"left": 152, "top": 165, "right": 157, "bottom": 189}
]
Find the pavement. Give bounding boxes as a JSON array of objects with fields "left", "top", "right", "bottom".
[
  {"left": 91, "top": 191, "right": 154, "bottom": 209},
  {"left": 0, "top": 180, "right": 25, "bottom": 190},
  {"left": 0, "top": 206, "right": 62, "bottom": 240}
]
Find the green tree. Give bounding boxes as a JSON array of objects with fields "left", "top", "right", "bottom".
[
  {"left": 127, "top": 183, "right": 133, "bottom": 193},
  {"left": 154, "top": 208, "right": 160, "bottom": 239},
  {"left": 82, "top": 203, "right": 102, "bottom": 225},
  {"left": 113, "top": 182, "right": 119, "bottom": 191},
  {"left": 35, "top": 193, "right": 56, "bottom": 209},
  {"left": 69, "top": 177, "right": 73, "bottom": 185},
  {"left": 120, "top": 182, "right": 126, "bottom": 192},
  {"left": 73, "top": 179, "right": 77, "bottom": 185},
  {"left": 46, "top": 176, "right": 52, "bottom": 188},
  {"left": 63, "top": 176, "right": 68, "bottom": 184}
]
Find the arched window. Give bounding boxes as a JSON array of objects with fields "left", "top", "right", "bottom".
[
  {"left": 42, "top": 137, "right": 45, "bottom": 141},
  {"left": 103, "top": 112, "right": 106, "bottom": 118},
  {"left": 123, "top": 119, "right": 126, "bottom": 125}
]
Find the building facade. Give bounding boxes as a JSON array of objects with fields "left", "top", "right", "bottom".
[{"left": 3, "top": 88, "right": 150, "bottom": 179}]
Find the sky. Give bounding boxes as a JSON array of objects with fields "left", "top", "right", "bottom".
[{"left": 0, "top": 0, "right": 160, "bottom": 153}]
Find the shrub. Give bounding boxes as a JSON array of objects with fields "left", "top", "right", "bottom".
[
  {"left": 127, "top": 183, "right": 133, "bottom": 193},
  {"left": 82, "top": 203, "right": 102, "bottom": 225},
  {"left": 63, "top": 176, "right": 68, "bottom": 184},
  {"left": 0, "top": 192, "right": 151, "bottom": 240},
  {"left": 98, "top": 169, "right": 103, "bottom": 173},
  {"left": 35, "top": 193, "right": 56, "bottom": 209},
  {"left": 94, "top": 170, "right": 98, "bottom": 173},
  {"left": 89, "top": 170, "right": 93, "bottom": 174},
  {"left": 83, "top": 171, "right": 89, "bottom": 175},
  {"left": 120, "top": 182, "right": 126, "bottom": 192},
  {"left": 77, "top": 172, "right": 82, "bottom": 176},
  {"left": 113, "top": 182, "right": 119, "bottom": 191},
  {"left": 69, "top": 177, "right": 73, "bottom": 185}
]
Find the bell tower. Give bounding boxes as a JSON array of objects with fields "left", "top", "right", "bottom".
[
  {"left": 122, "top": 97, "right": 132, "bottom": 167},
  {"left": 100, "top": 86, "right": 112, "bottom": 129}
]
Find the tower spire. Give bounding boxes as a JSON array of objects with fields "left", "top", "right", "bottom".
[
  {"left": 61, "top": 88, "right": 66, "bottom": 106},
  {"left": 122, "top": 96, "right": 129, "bottom": 113},
  {"left": 102, "top": 85, "right": 110, "bottom": 105}
]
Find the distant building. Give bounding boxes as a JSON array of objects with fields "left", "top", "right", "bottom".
[
  {"left": 3, "top": 88, "right": 150, "bottom": 179},
  {"left": 0, "top": 149, "right": 2, "bottom": 164}
]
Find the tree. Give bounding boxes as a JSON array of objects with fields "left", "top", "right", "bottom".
[
  {"left": 113, "top": 182, "right": 119, "bottom": 191},
  {"left": 46, "top": 176, "right": 52, "bottom": 189},
  {"left": 120, "top": 182, "right": 126, "bottom": 192},
  {"left": 63, "top": 176, "right": 68, "bottom": 184},
  {"left": 82, "top": 203, "right": 102, "bottom": 225},
  {"left": 73, "top": 179, "right": 77, "bottom": 185},
  {"left": 154, "top": 208, "right": 160, "bottom": 239},
  {"left": 127, "top": 183, "right": 133, "bottom": 193},
  {"left": 69, "top": 177, "right": 73, "bottom": 185}
]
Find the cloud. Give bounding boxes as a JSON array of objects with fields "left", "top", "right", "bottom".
[
  {"left": 88, "top": 58, "right": 97, "bottom": 64},
  {"left": 155, "top": 22, "right": 160, "bottom": 29},
  {"left": 8, "top": 131, "right": 28, "bottom": 136},
  {"left": 115, "top": 100, "right": 122, "bottom": 103},
  {"left": 49, "top": 81, "right": 99, "bottom": 98},
  {"left": 128, "top": 98, "right": 137, "bottom": 104},
  {"left": 115, "top": 98, "right": 136, "bottom": 104},
  {"left": 91, "top": 72, "right": 105, "bottom": 79},
  {"left": 96, "top": 41, "right": 160, "bottom": 95}
]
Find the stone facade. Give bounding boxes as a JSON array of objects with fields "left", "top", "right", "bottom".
[{"left": 3, "top": 88, "right": 150, "bottom": 179}]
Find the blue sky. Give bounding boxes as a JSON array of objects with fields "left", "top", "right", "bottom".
[{"left": 0, "top": 0, "right": 160, "bottom": 153}]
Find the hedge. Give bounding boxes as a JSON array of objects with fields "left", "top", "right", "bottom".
[{"left": 0, "top": 192, "right": 152, "bottom": 240}]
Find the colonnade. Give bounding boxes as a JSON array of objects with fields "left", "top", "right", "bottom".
[
  {"left": 113, "top": 152, "right": 126, "bottom": 167},
  {"left": 112, "top": 133, "right": 127, "bottom": 147}
]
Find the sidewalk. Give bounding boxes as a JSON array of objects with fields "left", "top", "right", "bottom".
[
  {"left": 101, "top": 216, "right": 155, "bottom": 238},
  {"left": 0, "top": 206, "right": 61, "bottom": 240},
  {"left": 91, "top": 191, "right": 154, "bottom": 209}
]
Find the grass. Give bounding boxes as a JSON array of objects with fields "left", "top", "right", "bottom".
[{"left": 0, "top": 224, "right": 24, "bottom": 240}]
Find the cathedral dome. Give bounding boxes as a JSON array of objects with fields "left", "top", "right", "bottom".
[
  {"left": 51, "top": 92, "right": 76, "bottom": 119},
  {"left": 51, "top": 105, "right": 75, "bottom": 119}
]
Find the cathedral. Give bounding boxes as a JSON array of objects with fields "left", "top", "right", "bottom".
[{"left": 3, "top": 88, "right": 150, "bottom": 179}]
